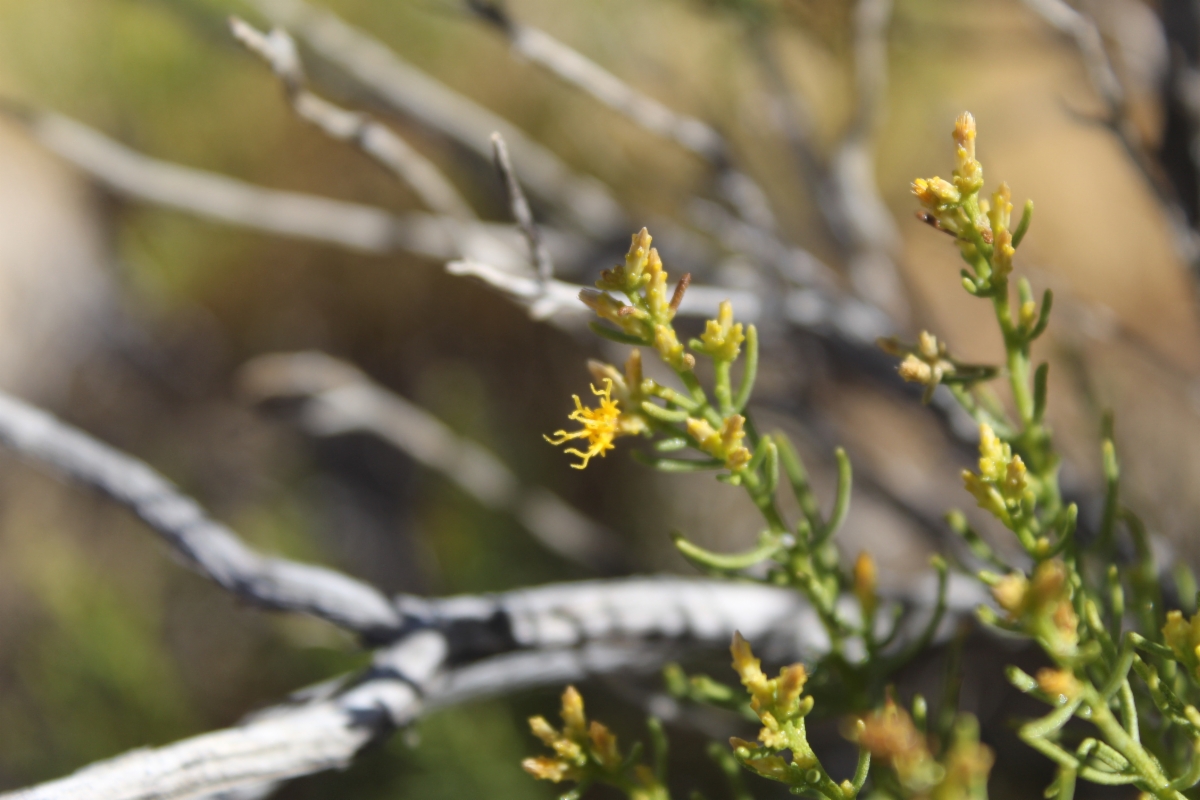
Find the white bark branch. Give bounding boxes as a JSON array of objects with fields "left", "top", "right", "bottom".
[
  {"left": 0, "top": 390, "right": 403, "bottom": 640},
  {"left": 491, "top": 132, "right": 554, "bottom": 281},
  {"left": 230, "top": 17, "right": 476, "bottom": 222},
  {"left": 0, "top": 571, "right": 982, "bottom": 800},
  {"left": 238, "top": 351, "right": 626, "bottom": 571},
  {"left": 245, "top": 0, "right": 628, "bottom": 238},
  {"left": 1022, "top": 0, "right": 1200, "bottom": 269}
]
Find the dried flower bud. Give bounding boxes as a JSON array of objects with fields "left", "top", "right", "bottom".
[
  {"left": 992, "top": 572, "right": 1028, "bottom": 617},
  {"left": 588, "top": 721, "right": 621, "bottom": 770},
  {"left": 854, "top": 699, "right": 937, "bottom": 792},
  {"left": 917, "top": 330, "right": 940, "bottom": 360},
  {"left": 777, "top": 663, "right": 809, "bottom": 712},
  {"left": 522, "top": 756, "right": 573, "bottom": 782},
  {"left": 624, "top": 348, "right": 643, "bottom": 389},
  {"left": 912, "top": 176, "right": 961, "bottom": 207},
  {"left": 1036, "top": 668, "right": 1079, "bottom": 701}
]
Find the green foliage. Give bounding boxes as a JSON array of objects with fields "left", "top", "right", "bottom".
[
  {"left": 531, "top": 111, "right": 1200, "bottom": 800},
  {"left": 523, "top": 686, "right": 669, "bottom": 800}
]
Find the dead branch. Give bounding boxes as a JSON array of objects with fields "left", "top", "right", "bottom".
[
  {"left": 246, "top": 0, "right": 628, "bottom": 238},
  {"left": 230, "top": 17, "right": 476, "bottom": 222},
  {"left": 491, "top": 132, "right": 554, "bottom": 281},
  {"left": 0, "top": 570, "right": 980, "bottom": 800},
  {"left": 1021, "top": 0, "right": 1200, "bottom": 271},
  {"left": 11, "top": 108, "right": 598, "bottom": 272},
  {"left": 238, "top": 351, "right": 626, "bottom": 571},
  {"left": 0, "top": 390, "right": 403, "bottom": 641},
  {"left": 460, "top": 1, "right": 780, "bottom": 232}
]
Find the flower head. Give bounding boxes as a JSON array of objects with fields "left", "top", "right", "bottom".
[
  {"left": 962, "top": 423, "right": 1030, "bottom": 523},
  {"left": 952, "top": 111, "right": 983, "bottom": 194},
  {"left": 694, "top": 300, "right": 745, "bottom": 362},
  {"left": 1163, "top": 609, "right": 1200, "bottom": 679},
  {"left": 890, "top": 331, "right": 958, "bottom": 402},
  {"left": 545, "top": 379, "right": 631, "bottom": 469}
]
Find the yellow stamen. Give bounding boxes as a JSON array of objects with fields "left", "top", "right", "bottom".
[{"left": 544, "top": 379, "right": 623, "bottom": 469}]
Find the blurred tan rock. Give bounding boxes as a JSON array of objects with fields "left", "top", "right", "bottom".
[{"left": 0, "top": 119, "right": 110, "bottom": 399}]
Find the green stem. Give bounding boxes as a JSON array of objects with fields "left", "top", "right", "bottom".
[
  {"left": 1082, "top": 682, "right": 1181, "bottom": 798},
  {"left": 993, "top": 284, "right": 1035, "bottom": 427},
  {"left": 714, "top": 360, "right": 733, "bottom": 415},
  {"left": 733, "top": 324, "right": 759, "bottom": 413}
]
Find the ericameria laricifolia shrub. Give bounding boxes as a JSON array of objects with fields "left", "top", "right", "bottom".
[{"left": 529, "top": 113, "right": 1200, "bottom": 800}]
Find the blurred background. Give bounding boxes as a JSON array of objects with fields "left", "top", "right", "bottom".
[{"left": 0, "top": 0, "right": 1197, "bottom": 797}]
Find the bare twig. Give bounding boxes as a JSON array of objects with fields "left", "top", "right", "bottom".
[
  {"left": 0, "top": 641, "right": 671, "bottom": 800},
  {"left": 245, "top": 0, "right": 627, "bottom": 238},
  {"left": 461, "top": 1, "right": 784, "bottom": 255},
  {"left": 17, "top": 107, "right": 407, "bottom": 254},
  {"left": 18, "top": 107, "right": 904, "bottom": 392},
  {"left": 491, "top": 132, "right": 554, "bottom": 282},
  {"left": 0, "top": 390, "right": 403, "bottom": 641},
  {"left": 747, "top": 27, "right": 831, "bottom": 236},
  {"left": 830, "top": 0, "right": 905, "bottom": 319},
  {"left": 19, "top": 108, "right": 875, "bottom": 342},
  {"left": 445, "top": 258, "right": 764, "bottom": 323},
  {"left": 466, "top": 0, "right": 724, "bottom": 161},
  {"left": 230, "top": 17, "right": 476, "bottom": 222},
  {"left": 238, "top": 351, "right": 625, "bottom": 571},
  {"left": 745, "top": 1, "right": 907, "bottom": 321},
  {"left": 1022, "top": 0, "right": 1200, "bottom": 270},
  {"left": 0, "top": 630, "right": 448, "bottom": 800},
  {"left": 10, "top": 108, "right": 597, "bottom": 272}
]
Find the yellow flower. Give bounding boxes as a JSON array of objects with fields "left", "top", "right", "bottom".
[
  {"left": 696, "top": 300, "right": 745, "bottom": 361},
  {"left": 1163, "top": 609, "right": 1200, "bottom": 679},
  {"left": 545, "top": 379, "right": 625, "bottom": 469},
  {"left": 962, "top": 424, "right": 1029, "bottom": 522},
  {"left": 952, "top": 111, "right": 983, "bottom": 194}
]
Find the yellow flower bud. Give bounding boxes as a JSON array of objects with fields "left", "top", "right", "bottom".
[
  {"left": 731, "top": 631, "right": 766, "bottom": 688},
  {"left": 529, "top": 716, "right": 558, "bottom": 746},
  {"left": 954, "top": 112, "right": 977, "bottom": 161},
  {"left": 654, "top": 324, "right": 693, "bottom": 371},
  {"left": 777, "top": 663, "right": 809, "bottom": 711},
  {"left": 854, "top": 551, "right": 878, "bottom": 618},
  {"left": 697, "top": 300, "right": 746, "bottom": 361},
  {"left": 561, "top": 685, "right": 586, "bottom": 737},
  {"left": 917, "top": 330, "right": 940, "bottom": 360},
  {"left": 588, "top": 721, "right": 621, "bottom": 770},
  {"left": 522, "top": 756, "right": 573, "bottom": 782}
]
